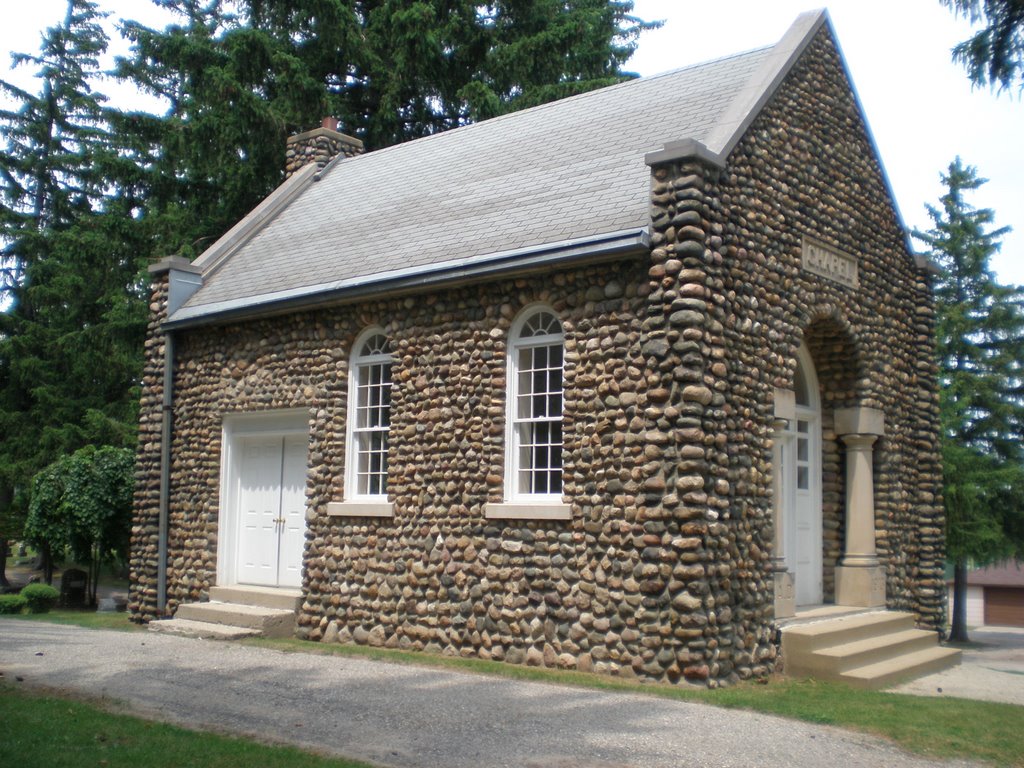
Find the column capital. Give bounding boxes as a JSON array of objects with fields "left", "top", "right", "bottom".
[
  {"left": 835, "top": 406, "right": 885, "bottom": 437},
  {"left": 840, "top": 432, "right": 878, "bottom": 451},
  {"left": 773, "top": 387, "right": 796, "bottom": 423}
]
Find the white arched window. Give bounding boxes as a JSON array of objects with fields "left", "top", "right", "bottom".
[
  {"left": 506, "top": 307, "right": 565, "bottom": 501},
  {"left": 345, "top": 329, "right": 393, "bottom": 500}
]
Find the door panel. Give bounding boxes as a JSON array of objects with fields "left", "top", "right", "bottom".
[
  {"left": 237, "top": 437, "right": 285, "bottom": 586},
  {"left": 793, "top": 417, "right": 822, "bottom": 605},
  {"left": 782, "top": 413, "right": 822, "bottom": 607},
  {"left": 278, "top": 435, "right": 308, "bottom": 587}
]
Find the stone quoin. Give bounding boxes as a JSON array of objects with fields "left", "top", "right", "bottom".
[{"left": 130, "top": 11, "right": 946, "bottom": 687}]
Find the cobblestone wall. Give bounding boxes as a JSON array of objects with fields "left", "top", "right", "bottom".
[
  {"left": 702, "top": 28, "right": 944, "bottom": 629},
  {"left": 129, "top": 271, "right": 169, "bottom": 621}
]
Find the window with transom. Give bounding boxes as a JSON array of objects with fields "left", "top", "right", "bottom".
[
  {"left": 346, "top": 329, "right": 393, "bottom": 499},
  {"left": 507, "top": 307, "right": 565, "bottom": 501}
]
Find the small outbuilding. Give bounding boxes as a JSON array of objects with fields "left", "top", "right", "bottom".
[
  {"left": 950, "top": 562, "right": 1024, "bottom": 628},
  {"left": 130, "top": 11, "right": 950, "bottom": 686}
]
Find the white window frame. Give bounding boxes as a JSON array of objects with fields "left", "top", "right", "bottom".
[
  {"left": 486, "top": 305, "right": 570, "bottom": 520},
  {"left": 342, "top": 328, "right": 393, "bottom": 505}
]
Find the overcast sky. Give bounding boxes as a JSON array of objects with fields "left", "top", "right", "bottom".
[{"left": 2, "top": 0, "right": 1021, "bottom": 285}]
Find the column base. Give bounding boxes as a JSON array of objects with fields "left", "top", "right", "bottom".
[
  {"left": 835, "top": 565, "right": 886, "bottom": 607},
  {"left": 774, "top": 570, "right": 795, "bottom": 619}
]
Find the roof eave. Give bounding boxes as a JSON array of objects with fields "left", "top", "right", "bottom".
[{"left": 163, "top": 227, "right": 650, "bottom": 331}]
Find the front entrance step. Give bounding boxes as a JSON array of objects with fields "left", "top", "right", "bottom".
[
  {"left": 781, "top": 610, "right": 961, "bottom": 688},
  {"left": 148, "top": 618, "right": 260, "bottom": 641},
  {"left": 148, "top": 587, "right": 301, "bottom": 640}
]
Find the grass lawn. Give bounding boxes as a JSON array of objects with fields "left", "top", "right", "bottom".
[
  {"left": 0, "top": 682, "right": 374, "bottom": 768},
  {"left": 11, "top": 613, "right": 1023, "bottom": 767},
  {"left": 5, "top": 609, "right": 141, "bottom": 631}
]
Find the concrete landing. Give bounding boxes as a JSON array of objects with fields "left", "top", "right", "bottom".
[{"left": 208, "top": 585, "right": 303, "bottom": 612}]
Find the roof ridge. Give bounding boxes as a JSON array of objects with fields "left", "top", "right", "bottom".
[{"left": 320, "top": 45, "right": 775, "bottom": 173}]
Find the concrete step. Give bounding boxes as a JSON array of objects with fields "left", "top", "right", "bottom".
[
  {"left": 788, "top": 628, "right": 939, "bottom": 677},
  {"left": 148, "top": 618, "right": 260, "bottom": 641},
  {"left": 174, "top": 601, "right": 296, "bottom": 638},
  {"left": 208, "top": 585, "right": 303, "bottom": 612},
  {"left": 782, "top": 611, "right": 915, "bottom": 655},
  {"left": 781, "top": 610, "right": 962, "bottom": 688},
  {"left": 841, "top": 646, "right": 963, "bottom": 688}
]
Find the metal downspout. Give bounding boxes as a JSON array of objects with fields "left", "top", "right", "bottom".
[{"left": 156, "top": 330, "right": 174, "bottom": 614}]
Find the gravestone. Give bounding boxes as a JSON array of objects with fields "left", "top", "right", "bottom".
[{"left": 60, "top": 568, "right": 88, "bottom": 609}]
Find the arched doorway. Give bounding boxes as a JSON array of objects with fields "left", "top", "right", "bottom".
[{"left": 782, "top": 345, "right": 823, "bottom": 606}]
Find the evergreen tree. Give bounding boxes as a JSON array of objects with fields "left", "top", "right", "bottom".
[
  {"left": 0, "top": 0, "right": 148, "bottom": 584},
  {"left": 941, "top": 0, "right": 1024, "bottom": 91},
  {"left": 245, "top": 0, "right": 658, "bottom": 147},
  {"left": 114, "top": 0, "right": 325, "bottom": 260},
  {"left": 113, "top": 1, "right": 658, "bottom": 258},
  {"left": 914, "top": 158, "right": 1024, "bottom": 642},
  {"left": 0, "top": 0, "right": 109, "bottom": 293}
]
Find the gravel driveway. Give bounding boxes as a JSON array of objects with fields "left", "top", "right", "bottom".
[
  {"left": 890, "top": 626, "right": 1024, "bottom": 706},
  {"left": 0, "top": 620, "right": 981, "bottom": 768}
]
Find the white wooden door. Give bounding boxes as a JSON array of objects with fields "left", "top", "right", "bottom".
[
  {"left": 236, "top": 434, "right": 307, "bottom": 588},
  {"left": 792, "top": 414, "right": 822, "bottom": 606}
]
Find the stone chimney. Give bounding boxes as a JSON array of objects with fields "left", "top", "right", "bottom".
[{"left": 285, "top": 117, "right": 364, "bottom": 178}]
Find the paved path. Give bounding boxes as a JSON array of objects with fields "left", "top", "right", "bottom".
[
  {"left": 890, "top": 626, "right": 1024, "bottom": 706},
  {"left": 0, "top": 620, "right": 981, "bottom": 768}
]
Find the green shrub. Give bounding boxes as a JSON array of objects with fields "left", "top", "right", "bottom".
[
  {"left": 20, "top": 583, "right": 59, "bottom": 613},
  {"left": 0, "top": 594, "right": 28, "bottom": 614}
]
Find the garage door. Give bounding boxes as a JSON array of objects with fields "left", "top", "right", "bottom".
[{"left": 984, "top": 587, "right": 1024, "bottom": 627}]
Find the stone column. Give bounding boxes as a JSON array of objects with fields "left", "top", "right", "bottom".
[
  {"left": 772, "top": 389, "right": 796, "bottom": 619},
  {"left": 834, "top": 407, "right": 886, "bottom": 607},
  {"left": 642, "top": 138, "right": 740, "bottom": 684}
]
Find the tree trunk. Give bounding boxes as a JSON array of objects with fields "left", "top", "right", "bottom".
[
  {"left": 88, "top": 546, "right": 99, "bottom": 607},
  {"left": 949, "top": 558, "right": 970, "bottom": 643},
  {"left": 42, "top": 546, "right": 54, "bottom": 585},
  {"left": 0, "top": 539, "right": 9, "bottom": 588},
  {"left": 0, "top": 483, "right": 12, "bottom": 588}
]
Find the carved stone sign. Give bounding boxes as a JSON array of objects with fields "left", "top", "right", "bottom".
[{"left": 802, "top": 236, "right": 858, "bottom": 289}]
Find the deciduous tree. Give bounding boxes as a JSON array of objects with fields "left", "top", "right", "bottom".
[{"left": 25, "top": 446, "right": 134, "bottom": 603}]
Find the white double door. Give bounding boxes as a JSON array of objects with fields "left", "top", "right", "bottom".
[
  {"left": 782, "top": 409, "right": 823, "bottom": 606},
  {"left": 235, "top": 434, "right": 308, "bottom": 588}
]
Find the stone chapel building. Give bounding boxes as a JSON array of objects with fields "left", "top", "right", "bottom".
[{"left": 130, "top": 11, "right": 953, "bottom": 686}]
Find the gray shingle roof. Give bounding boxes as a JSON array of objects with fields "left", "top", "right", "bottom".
[{"left": 175, "top": 27, "right": 802, "bottom": 320}]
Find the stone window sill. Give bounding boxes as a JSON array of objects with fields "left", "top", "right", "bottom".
[
  {"left": 484, "top": 502, "right": 571, "bottom": 521},
  {"left": 326, "top": 501, "right": 394, "bottom": 518}
]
